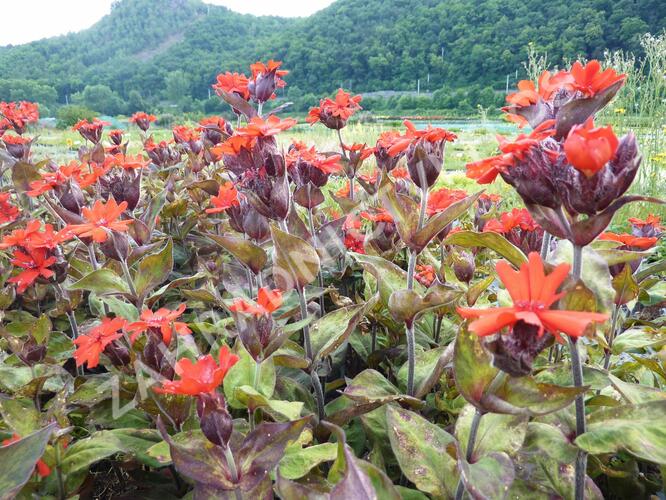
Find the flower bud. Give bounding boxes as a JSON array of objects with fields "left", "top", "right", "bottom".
[
  {"left": 196, "top": 392, "right": 233, "bottom": 447},
  {"left": 452, "top": 250, "right": 475, "bottom": 283}
]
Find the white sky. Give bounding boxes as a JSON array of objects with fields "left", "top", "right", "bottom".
[{"left": 0, "top": 0, "right": 335, "bottom": 46}]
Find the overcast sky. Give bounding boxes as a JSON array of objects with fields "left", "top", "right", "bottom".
[{"left": 0, "top": 0, "right": 335, "bottom": 46}]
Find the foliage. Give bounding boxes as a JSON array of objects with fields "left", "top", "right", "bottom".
[{"left": 0, "top": 50, "right": 665, "bottom": 500}]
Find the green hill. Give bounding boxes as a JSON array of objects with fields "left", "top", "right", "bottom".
[{"left": 0, "top": 0, "right": 663, "bottom": 113}]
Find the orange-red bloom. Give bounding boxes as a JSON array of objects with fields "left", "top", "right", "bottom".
[
  {"left": 564, "top": 118, "right": 618, "bottom": 177},
  {"left": 213, "top": 72, "right": 251, "bottom": 100},
  {"left": 66, "top": 199, "right": 132, "bottom": 242},
  {"left": 73, "top": 317, "right": 127, "bottom": 369},
  {"left": 483, "top": 208, "right": 540, "bottom": 234},
  {"left": 598, "top": 232, "right": 658, "bottom": 250},
  {"left": 155, "top": 345, "right": 239, "bottom": 396},
  {"left": 360, "top": 208, "right": 394, "bottom": 224},
  {"left": 0, "top": 192, "right": 19, "bottom": 224},
  {"left": 128, "top": 304, "right": 191, "bottom": 345},
  {"left": 129, "top": 112, "right": 156, "bottom": 131},
  {"left": 229, "top": 288, "right": 283, "bottom": 317},
  {"left": 466, "top": 120, "right": 556, "bottom": 184},
  {"left": 236, "top": 115, "right": 297, "bottom": 137},
  {"left": 387, "top": 120, "right": 457, "bottom": 157},
  {"left": 8, "top": 248, "right": 57, "bottom": 293},
  {"left": 1, "top": 434, "right": 51, "bottom": 477},
  {"left": 206, "top": 181, "right": 240, "bottom": 214},
  {"left": 569, "top": 60, "right": 626, "bottom": 97},
  {"left": 0, "top": 101, "right": 39, "bottom": 133},
  {"left": 415, "top": 264, "right": 436, "bottom": 287},
  {"left": 73, "top": 118, "right": 110, "bottom": 143},
  {"left": 457, "top": 252, "right": 607, "bottom": 341},
  {"left": 307, "top": 89, "right": 362, "bottom": 128},
  {"left": 105, "top": 153, "right": 150, "bottom": 171},
  {"left": 427, "top": 187, "right": 468, "bottom": 216},
  {"left": 628, "top": 214, "right": 662, "bottom": 230},
  {"left": 27, "top": 161, "right": 103, "bottom": 196}
]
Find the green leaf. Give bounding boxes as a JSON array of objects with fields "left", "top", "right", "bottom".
[
  {"left": 412, "top": 191, "right": 482, "bottom": 250},
  {"left": 453, "top": 327, "right": 498, "bottom": 410},
  {"left": 612, "top": 327, "right": 666, "bottom": 354},
  {"left": 609, "top": 374, "right": 666, "bottom": 404},
  {"left": 388, "top": 284, "right": 461, "bottom": 324},
  {"left": 271, "top": 225, "right": 321, "bottom": 290},
  {"left": 279, "top": 443, "right": 338, "bottom": 480},
  {"left": 444, "top": 230, "right": 527, "bottom": 267},
  {"left": 311, "top": 302, "right": 370, "bottom": 363},
  {"left": 489, "top": 375, "right": 588, "bottom": 416},
  {"left": 575, "top": 400, "right": 666, "bottom": 465},
  {"left": 133, "top": 239, "right": 173, "bottom": 299},
  {"left": 351, "top": 253, "right": 424, "bottom": 307},
  {"left": 0, "top": 398, "right": 40, "bottom": 436},
  {"left": 224, "top": 343, "right": 275, "bottom": 409},
  {"left": 0, "top": 423, "right": 55, "bottom": 500},
  {"left": 209, "top": 233, "right": 267, "bottom": 275},
  {"left": 61, "top": 431, "right": 125, "bottom": 475},
  {"left": 11, "top": 161, "right": 41, "bottom": 193},
  {"left": 611, "top": 264, "right": 639, "bottom": 305},
  {"left": 458, "top": 451, "right": 515, "bottom": 500},
  {"left": 455, "top": 404, "right": 527, "bottom": 460},
  {"left": 386, "top": 405, "right": 458, "bottom": 498},
  {"left": 397, "top": 345, "right": 452, "bottom": 398},
  {"left": 68, "top": 268, "right": 130, "bottom": 295},
  {"left": 234, "top": 385, "right": 304, "bottom": 420}
]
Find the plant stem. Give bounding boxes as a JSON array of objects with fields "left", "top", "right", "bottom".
[
  {"left": 540, "top": 232, "right": 552, "bottom": 260},
  {"left": 418, "top": 186, "right": 429, "bottom": 230},
  {"left": 298, "top": 287, "right": 313, "bottom": 361},
  {"left": 569, "top": 243, "right": 586, "bottom": 500},
  {"left": 311, "top": 370, "right": 326, "bottom": 422},
  {"left": 406, "top": 321, "right": 416, "bottom": 396},
  {"left": 371, "top": 322, "right": 377, "bottom": 353},
  {"left": 55, "top": 441, "right": 66, "bottom": 500},
  {"left": 406, "top": 250, "right": 417, "bottom": 290},
  {"left": 454, "top": 409, "right": 483, "bottom": 500},
  {"left": 223, "top": 445, "right": 243, "bottom": 500},
  {"left": 119, "top": 256, "right": 138, "bottom": 299},
  {"left": 308, "top": 205, "right": 326, "bottom": 317},
  {"left": 572, "top": 245, "right": 583, "bottom": 281},
  {"left": 434, "top": 315, "right": 443, "bottom": 344}
]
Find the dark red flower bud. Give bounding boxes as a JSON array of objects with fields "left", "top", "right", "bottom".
[
  {"left": 57, "top": 182, "right": 85, "bottom": 215},
  {"left": 17, "top": 338, "right": 47, "bottom": 366},
  {"left": 103, "top": 339, "right": 131, "bottom": 368},
  {"left": 100, "top": 231, "right": 130, "bottom": 262},
  {"left": 196, "top": 392, "right": 232, "bottom": 447},
  {"left": 500, "top": 143, "right": 561, "bottom": 209},
  {"left": 452, "top": 250, "right": 475, "bottom": 283},
  {"left": 242, "top": 204, "right": 270, "bottom": 241},
  {"left": 100, "top": 170, "right": 142, "bottom": 211},
  {"left": 406, "top": 141, "right": 444, "bottom": 189}
]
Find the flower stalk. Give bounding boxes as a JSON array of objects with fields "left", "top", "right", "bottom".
[{"left": 454, "top": 409, "right": 483, "bottom": 500}]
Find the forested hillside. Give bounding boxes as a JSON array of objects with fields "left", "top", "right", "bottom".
[{"left": 0, "top": 0, "right": 663, "bottom": 114}]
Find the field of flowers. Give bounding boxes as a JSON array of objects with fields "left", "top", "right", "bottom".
[{"left": 0, "top": 57, "right": 665, "bottom": 500}]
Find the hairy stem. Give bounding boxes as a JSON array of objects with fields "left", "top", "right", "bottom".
[
  {"left": 406, "top": 321, "right": 416, "bottom": 396},
  {"left": 406, "top": 250, "right": 417, "bottom": 290},
  {"left": 454, "top": 409, "right": 483, "bottom": 500},
  {"left": 540, "top": 231, "right": 552, "bottom": 260},
  {"left": 311, "top": 370, "right": 326, "bottom": 422},
  {"left": 298, "top": 287, "right": 313, "bottom": 361},
  {"left": 569, "top": 244, "right": 587, "bottom": 500},
  {"left": 223, "top": 445, "right": 243, "bottom": 500},
  {"left": 308, "top": 205, "right": 326, "bottom": 317}
]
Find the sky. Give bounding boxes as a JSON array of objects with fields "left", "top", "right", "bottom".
[{"left": 0, "top": 0, "right": 335, "bottom": 46}]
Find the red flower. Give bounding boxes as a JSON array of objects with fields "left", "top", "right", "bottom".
[
  {"left": 598, "top": 232, "right": 658, "bottom": 250},
  {"left": 173, "top": 125, "right": 200, "bottom": 144},
  {"left": 0, "top": 192, "right": 19, "bottom": 224},
  {"left": 286, "top": 142, "right": 342, "bottom": 175},
  {"left": 466, "top": 120, "right": 556, "bottom": 184},
  {"left": 360, "top": 208, "right": 394, "bottom": 224},
  {"left": 213, "top": 72, "right": 251, "bottom": 100},
  {"left": 564, "top": 118, "right": 618, "bottom": 177},
  {"left": 335, "top": 180, "right": 360, "bottom": 198},
  {"left": 307, "top": 89, "right": 362, "bottom": 128},
  {"left": 0, "top": 101, "right": 39, "bottom": 133},
  {"left": 8, "top": 248, "right": 57, "bottom": 293},
  {"left": 105, "top": 153, "right": 150, "bottom": 171},
  {"left": 0, "top": 219, "right": 42, "bottom": 249},
  {"left": 206, "top": 181, "right": 240, "bottom": 214},
  {"left": 236, "top": 115, "right": 297, "bottom": 137},
  {"left": 387, "top": 120, "right": 457, "bottom": 157},
  {"left": 569, "top": 60, "right": 626, "bottom": 97},
  {"left": 27, "top": 161, "right": 102, "bottom": 196},
  {"left": 484, "top": 208, "right": 540, "bottom": 233},
  {"left": 155, "top": 346, "right": 239, "bottom": 396},
  {"left": 358, "top": 169, "right": 379, "bottom": 184},
  {"left": 343, "top": 215, "right": 365, "bottom": 253},
  {"left": 1, "top": 434, "right": 51, "bottom": 477},
  {"left": 73, "top": 118, "right": 110, "bottom": 143},
  {"left": 229, "top": 288, "right": 283, "bottom": 317},
  {"left": 250, "top": 60, "right": 288, "bottom": 86},
  {"left": 628, "top": 214, "right": 662, "bottom": 230},
  {"left": 505, "top": 70, "right": 573, "bottom": 108},
  {"left": 128, "top": 304, "right": 191, "bottom": 345},
  {"left": 427, "top": 188, "right": 468, "bottom": 216},
  {"left": 66, "top": 199, "right": 132, "bottom": 242},
  {"left": 211, "top": 134, "right": 256, "bottom": 157},
  {"left": 457, "top": 252, "right": 608, "bottom": 341},
  {"left": 73, "top": 317, "right": 127, "bottom": 369},
  {"left": 343, "top": 143, "right": 374, "bottom": 161},
  {"left": 390, "top": 167, "right": 410, "bottom": 179},
  {"left": 415, "top": 264, "right": 436, "bottom": 287},
  {"left": 129, "top": 112, "right": 156, "bottom": 132}
]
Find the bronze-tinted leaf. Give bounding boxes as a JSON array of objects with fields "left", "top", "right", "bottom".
[
  {"left": 271, "top": 225, "right": 321, "bottom": 290},
  {"left": 209, "top": 233, "right": 267, "bottom": 275}
]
